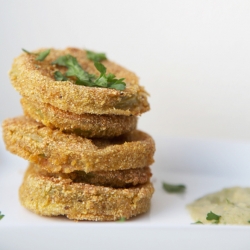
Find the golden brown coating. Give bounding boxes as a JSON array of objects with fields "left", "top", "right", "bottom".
[
  {"left": 19, "top": 163, "right": 154, "bottom": 221},
  {"left": 2, "top": 116, "right": 155, "bottom": 173},
  {"left": 21, "top": 98, "right": 137, "bottom": 138},
  {"left": 34, "top": 163, "right": 152, "bottom": 188},
  {"left": 9, "top": 48, "right": 149, "bottom": 116}
]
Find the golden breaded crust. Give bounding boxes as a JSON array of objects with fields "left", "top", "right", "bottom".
[
  {"left": 34, "top": 163, "right": 152, "bottom": 188},
  {"left": 3, "top": 116, "right": 155, "bottom": 173},
  {"left": 19, "top": 164, "right": 154, "bottom": 221},
  {"left": 21, "top": 98, "right": 137, "bottom": 138},
  {"left": 9, "top": 48, "right": 149, "bottom": 116}
]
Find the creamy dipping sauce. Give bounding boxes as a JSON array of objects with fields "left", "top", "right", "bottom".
[{"left": 187, "top": 187, "right": 250, "bottom": 225}]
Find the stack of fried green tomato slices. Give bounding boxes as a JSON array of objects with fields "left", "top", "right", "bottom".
[{"left": 3, "top": 48, "right": 155, "bottom": 221}]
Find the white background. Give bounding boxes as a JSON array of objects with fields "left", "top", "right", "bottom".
[
  {"left": 1, "top": 0, "right": 250, "bottom": 141},
  {"left": 1, "top": 2, "right": 250, "bottom": 248}
]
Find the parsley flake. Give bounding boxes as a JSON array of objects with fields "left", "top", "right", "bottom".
[
  {"left": 0, "top": 211, "right": 4, "bottom": 220},
  {"left": 162, "top": 182, "right": 186, "bottom": 193},
  {"left": 206, "top": 211, "right": 221, "bottom": 224},
  {"left": 52, "top": 55, "right": 96, "bottom": 86},
  {"left": 22, "top": 48, "right": 50, "bottom": 61},
  {"left": 192, "top": 221, "right": 203, "bottom": 224},
  {"left": 94, "top": 62, "right": 126, "bottom": 90},
  {"left": 52, "top": 55, "right": 126, "bottom": 90},
  {"left": 118, "top": 217, "right": 126, "bottom": 222},
  {"left": 22, "top": 48, "right": 33, "bottom": 54},
  {"left": 86, "top": 50, "right": 107, "bottom": 62},
  {"left": 54, "top": 71, "right": 68, "bottom": 81},
  {"left": 36, "top": 49, "right": 50, "bottom": 61},
  {"left": 226, "top": 198, "right": 234, "bottom": 205}
]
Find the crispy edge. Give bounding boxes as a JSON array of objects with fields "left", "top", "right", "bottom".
[
  {"left": 21, "top": 98, "right": 137, "bottom": 138},
  {"left": 10, "top": 48, "right": 150, "bottom": 116},
  {"left": 19, "top": 164, "right": 154, "bottom": 221},
  {"left": 33, "top": 163, "right": 152, "bottom": 188},
  {"left": 2, "top": 116, "right": 155, "bottom": 173}
]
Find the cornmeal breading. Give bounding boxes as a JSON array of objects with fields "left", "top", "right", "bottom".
[
  {"left": 19, "top": 163, "right": 154, "bottom": 221},
  {"left": 33, "top": 163, "right": 152, "bottom": 188},
  {"left": 3, "top": 116, "right": 155, "bottom": 173},
  {"left": 21, "top": 98, "right": 137, "bottom": 138},
  {"left": 9, "top": 48, "right": 149, "bottom": 116},
  {"left": 5, "top": 47, "right": 155, "bottom": 222}
]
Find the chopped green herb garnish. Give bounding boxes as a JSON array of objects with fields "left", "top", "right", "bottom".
[
  {"left": 86, "top": 50, "right": 107, "bottom": 62},
  {"left": 226, "top": 198, "right": 234, "bottom": 205},
  {"left": 248, "top": 220, "right": 250, "bottom": 223},
  {"left": 206, "top": 211, "right": 221, "bottom": 224},
  {"left": 22, "top": 48, "right": 33, "bottom": 54},
  {"left": 54, "top": 71, "right": 68, "bottom": 81},
  {"left": 0, "top": 211, "right": 4, "bottom": 220},
  {"left": 94, "top": 62, "right": 126, "bottom": 90},
  {"left": 22, "top": 48, "right": 50, "bottom": 61},
  {"left": 162, "top": 182, "right": 186, "bottom": 193},
  {"left": 52, "top": 55, "right": 126, "bottom": 90},
  {"left": 52, "top": 55, "right": 96, "bottom": 86},
  {"left": 36, "top": 49, "right": 50, "bottom": 61},
  {"left": 118, "top": 217, "right": 126, "bottom": 222},
  {"left": 192, "top": 221, "right": 203, "bottom": 224}
]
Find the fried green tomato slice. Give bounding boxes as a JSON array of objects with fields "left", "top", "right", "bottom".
[
  {"left": 9, "top": 47, "right": 149, "bottom": 116},
  {"left": 3, "top": 116, "right": 155, "bottom": 173},
  {"left": 34, "top": 163, "right": 152, "bottom": 188},
  {"left": 21, "top": 98, "right": 137, "bottom": 138},
  {"left": 19, "top": 163, "right": 154, "bottom": 221}
]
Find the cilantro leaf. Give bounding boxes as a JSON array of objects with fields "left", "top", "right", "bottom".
[
  {"left": 54, "top": 71, "right": 68, "bottom": 81},
  {"left": 162, "top": 182, "right": 186, "bottom": 193},
  {"left": 0, "top": 211, "right": 4, "bottom": 220},
  {"left": 206, "top": 211, "right": 221, "bottom": 223},
  {"left": 86, "top": 50, "right": 107, "bottom": 62},
  {"left": 22, "top": 48, "right": 50, "bottom": 61},
  {"left": 52, "top": 55, "right": 126, "bottom": 90}
]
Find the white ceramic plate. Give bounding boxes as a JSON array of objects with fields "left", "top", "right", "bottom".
[{"left": 0, "top": 133, "right": 250, "bottom": 250}]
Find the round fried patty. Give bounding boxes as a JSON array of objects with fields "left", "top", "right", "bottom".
[
  {"left": 3, "top": 116, "right": 155, "bottom": 173},
  {"left": 10, "top": 47, "right": 149, "bottom": 116},
  {"left": 21, "top": 98, "right": 137, "bottom": 138},
  {"left": 19, "top": 163, "right": 154, "bottom": 221},
  {"left": 34, "top": 163, "right": 152, "bottom": 188}
]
